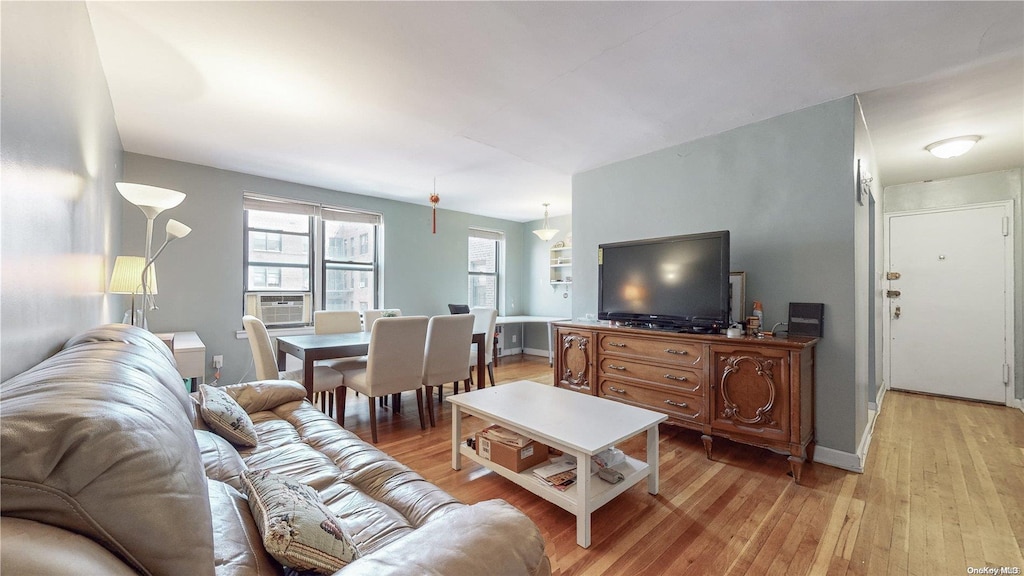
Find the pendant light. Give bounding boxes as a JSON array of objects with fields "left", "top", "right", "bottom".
[{"left": 532, "top": 203, "right": 558, "bottom": 241}]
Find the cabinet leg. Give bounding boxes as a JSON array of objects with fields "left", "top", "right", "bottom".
[
  {"left": 788, "top": 456, "right": 805, "bottom": 484},
  {"left": 700, "top": 435, "right": 713, "bottom": 460},
  {"left": 806, "top": 441, "right": 816, "bottom": 464}
]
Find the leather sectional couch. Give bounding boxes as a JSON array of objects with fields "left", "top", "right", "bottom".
[{"left": 0, "top": 324, "right": 550, "bottom": 575}]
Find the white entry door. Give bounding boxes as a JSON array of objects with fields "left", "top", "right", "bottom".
[{"left": 886, "top": 202, "right": 1012, "bottom": 404}]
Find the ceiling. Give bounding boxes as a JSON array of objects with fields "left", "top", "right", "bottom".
[{"left": 86, "top": 2, "right": 1023, "bottom": 222}]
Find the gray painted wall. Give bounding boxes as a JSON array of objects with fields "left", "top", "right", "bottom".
[
  {"left": 884, "top": 169, "right": 1023, "bottom": 398},
  {"left": 521, "top": 214, "right": 573, "bottom": 351},
  {"left": 572, "top": 97, "right": 860, "bottom": 454},
  {"left": 1, "top": 2, "right": 124, "bottom": 381},
  {"left": 122, "top": 154, "right": 526, "bottom": 385}
]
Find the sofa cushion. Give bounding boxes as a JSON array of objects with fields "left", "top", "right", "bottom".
[
  {"left": 207, "top": 479, "right": 283, "bottom": 576},
  {"left": 0, "top": 325, "right": 215, "bottom": 576},
  {"left": 196, "top": 430, "right": 249, "bottom": 490},
  {"left": 200, "top": 384, "right": 259, "bottom": 447},
  {"left": 240, "top": 470, "right": 359, "bottom": 574}
]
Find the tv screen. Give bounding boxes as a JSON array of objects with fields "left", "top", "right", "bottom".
[{"left": 598, "top": 231, "right": 730, "bottom": 332}]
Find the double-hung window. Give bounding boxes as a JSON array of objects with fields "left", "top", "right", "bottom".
[
  {"left": 468, "top": 228, "right": 502, "bottom": 309},
  {"left": 244, "top": 195, "right": 381, "bottom": 325}
]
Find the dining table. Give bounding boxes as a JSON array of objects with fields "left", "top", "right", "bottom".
[{"left": 277, "top": 330, "right": 488, "bottom": 402}]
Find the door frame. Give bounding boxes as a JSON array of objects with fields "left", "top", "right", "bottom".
[{"left": 882, "top": 200, "right": 1015, "bottom": 406}]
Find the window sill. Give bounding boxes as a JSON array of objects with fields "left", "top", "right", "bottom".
[{"left": 235, "top": 326, "right": 315, "bottom": 339}]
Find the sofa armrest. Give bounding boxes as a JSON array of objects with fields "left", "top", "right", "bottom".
[
  {"left": 1, "top": 517, "right": 139, "bottom": 576},
  {"left": 220, "top": 379, "right": 307, "bottom": 413},
  {"left": 336, "top": 500, "right": 550, "bottom": 576}
]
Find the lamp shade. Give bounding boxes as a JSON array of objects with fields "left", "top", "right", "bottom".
[
  {"left": 164, "top": 219, "right": 192, "bottom": 241},
  {"left": 116, "top": 182, "right": 185, "bottom": 219},
  {"left": 109, "top": 256, "right": 157, "bottom": 295}
]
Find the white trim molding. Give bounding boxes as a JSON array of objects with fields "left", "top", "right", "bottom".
[{"left": 813, "top": 446, "right": 864, "bottom": 473}]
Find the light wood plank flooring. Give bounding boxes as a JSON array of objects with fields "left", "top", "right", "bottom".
[{"left": 336, "top": 355, "right": 1024, "bottom": 575}]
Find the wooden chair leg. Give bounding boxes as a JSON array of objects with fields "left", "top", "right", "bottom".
[
  {"left": 336, "top": 386, "right": 347, "bottom": 426},
  {"left": 416, "top": 388, "right": 426, "bottom": 430},
  {"left": 393, "top": 393, "right": 402, "bottom": 413},
  {"left": 465, "top": 372, "right": 473, "bottom": 393},
  {"left": 487, "top": 364, "right": 496, "bottom": 386},
  {"left": 327, "top": 391, "right": 334, "bottom": 417},
  {"left": 368, "top": 396, "right": 378, "bottom": 443},
  {"left": 426, "top": 386, "right": 436, "bottom": 427}
]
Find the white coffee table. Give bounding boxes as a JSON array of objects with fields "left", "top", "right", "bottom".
[{"left": 447, "top": 380, "right": 667, "bottom": 547}]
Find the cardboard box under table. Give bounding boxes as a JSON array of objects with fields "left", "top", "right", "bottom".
[{"left": 476, "top": 427, "right": 549, "bottom": 473}]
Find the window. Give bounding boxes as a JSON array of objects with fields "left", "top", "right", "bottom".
[
  {"left": 468, "top": 229, "right": 502, "bottom": 309},
  {"left": 244, "top": 196, "right": 381, "bottom": 322},
  {"left": 323, "top": 208, "right": 379, "bottom": 312}
]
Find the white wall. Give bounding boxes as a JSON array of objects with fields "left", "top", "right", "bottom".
[
  {"left": 1, "top": 2, "right": 124, "bottom": 380},
  {"left": 521, "top": 214, "right": 573, "bottom": 352},
  {"left": 572, "top": 97, "right": 861, "bottom": 455}
]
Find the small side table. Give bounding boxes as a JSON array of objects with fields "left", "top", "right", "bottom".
[{"left": 157, "top": 331, "right": 206, "bottom": 392}]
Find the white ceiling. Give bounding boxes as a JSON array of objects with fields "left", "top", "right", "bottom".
[{"left": 86, "top": 2, "right": 1024, "bottom": 222}]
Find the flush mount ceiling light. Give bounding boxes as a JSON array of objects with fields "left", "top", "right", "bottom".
[
  {"left": 925, "top": 135, "right": 981, "bottom": 159},
  {"left": 532, "top": 203, "right": 558, "bottom": 241}
]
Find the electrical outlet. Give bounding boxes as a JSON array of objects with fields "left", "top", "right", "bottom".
[
  {"left": 511, "top": 334, "right": 517, "bottom": 343},
  {"left": 213, "top": 355, "right": 224, "bottom": 368}
]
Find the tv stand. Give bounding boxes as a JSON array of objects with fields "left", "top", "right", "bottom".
[{"left": 553, "top": 321, "right": 817, "bottom": 483}]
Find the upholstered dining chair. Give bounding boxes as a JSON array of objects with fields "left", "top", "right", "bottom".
[
  {"left": 241, "top": 315, "right": 345, "bottom": 417},
  {"left": 314, "top": 310, "right": 362, "bottom": 335},
  {"left": 336, "top": 316, "right": 428, "bottom": 443},
  {"left": 448, "top": 304, "right": 470, "bottom": 314},
  {"left": 361, "top": 308, "right": 401, "bottom": 332},
  {"left": 468, "top": 307, "right": 498, "bottom": 388},
  {"left": 421, "top": 314, "right": 475, "bottom": 426}
]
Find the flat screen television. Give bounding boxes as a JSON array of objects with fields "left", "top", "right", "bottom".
[{"left": 598, "top": 230, "right": 730, "bottom": 333}]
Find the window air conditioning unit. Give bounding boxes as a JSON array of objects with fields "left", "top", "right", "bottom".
[{"left": 245, "top": 292, "right": 312, "bottom": 326}]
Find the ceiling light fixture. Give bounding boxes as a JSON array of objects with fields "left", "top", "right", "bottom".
[
  {"left": 532, "top": 203, "right": 558, "bottom": 242},
  {"left": 925, "top": 135, "right": 980, "bottom": 159}
]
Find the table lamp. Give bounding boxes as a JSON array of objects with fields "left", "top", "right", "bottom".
[{"left": 109, "top": 256, "right": 157, "bottom": 327}]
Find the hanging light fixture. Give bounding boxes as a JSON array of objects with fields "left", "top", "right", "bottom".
[
  {"left": 925, "top": 135, "right": 980, "bottom": 159},
  {"left": 532, "top": 203, "right": 559, "bottom": 241},
  {"left": 429, "top": 178, "right": 440, "bottom": 234}
]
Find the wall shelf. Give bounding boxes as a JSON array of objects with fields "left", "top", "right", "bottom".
[{"left": 550, "top": 246, "right": 572, "bottom": 285}]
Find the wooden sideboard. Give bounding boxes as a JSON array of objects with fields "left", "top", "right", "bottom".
[{"left": 554, "top": 321, "right": 817, "bottom": 483}]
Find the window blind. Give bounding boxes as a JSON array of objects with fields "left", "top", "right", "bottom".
[{"left": 468, "top": 228, "right": 504, "bottom": 241}]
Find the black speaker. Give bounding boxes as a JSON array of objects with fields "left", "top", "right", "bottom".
[{"left": 788, "top": 303, "right": 824, "bottom": 337}]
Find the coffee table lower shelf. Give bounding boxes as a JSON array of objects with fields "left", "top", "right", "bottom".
[{"left": 457, "top": 444, "right": 650, "bottom": 547}]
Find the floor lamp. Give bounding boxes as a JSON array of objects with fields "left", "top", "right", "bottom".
[
  {"left": 109, "top": 256, "right": 157, "bottom": 327},
  {"left": 140, "top": 219, "right": 191, "bottom": 326},
  {"left": 117, "top": 182, "right": 188, "bottom": 327}
]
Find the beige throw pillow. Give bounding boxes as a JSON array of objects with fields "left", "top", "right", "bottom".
[
  {"left": 240, "top": 470, "right": 359, "bottom": 573},
  {"left": 198, "top": 384, "right": 258, "bottom": 447}
]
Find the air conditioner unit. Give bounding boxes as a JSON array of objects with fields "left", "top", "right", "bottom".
[{"left": 245, "top": 292, "right": 312, "bottom": 326}]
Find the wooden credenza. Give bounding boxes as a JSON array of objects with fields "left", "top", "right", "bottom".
[{"left": 554, "top": 321, "right": 817, "bottom": 483}]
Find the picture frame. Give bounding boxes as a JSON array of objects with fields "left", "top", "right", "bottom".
[{"left": 729, "top": 271, "right": 746, "bottom": 324}]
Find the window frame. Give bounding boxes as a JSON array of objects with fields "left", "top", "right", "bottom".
[
  {"left": 468, "top": 228, "right": 503, "bottom": 311},
  {"left": 243, "top": 195, "right": 382, "bottom": 324}
]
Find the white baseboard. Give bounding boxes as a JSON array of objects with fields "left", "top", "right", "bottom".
[
  {"left": 813, "top": 445, "right": 864, "bottom": 473},
  {"left": 522, "top": 347, "right": 549, "bottom": 358},
  {"left": 498, "top": 346, "right": 522, "bottom": 357}
]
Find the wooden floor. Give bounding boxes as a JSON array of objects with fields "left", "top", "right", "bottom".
[{"left": 337, "top": 355, "right": 1024, "bottom": 575}]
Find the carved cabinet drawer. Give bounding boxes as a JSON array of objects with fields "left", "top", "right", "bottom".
[
  {"left": 710, "top": 346, "right": 791, "bottom": 442},
  {"left": 598, "top": 334, "right": 703, "bottom": 368},
  {"left": 599, "top": 378, "right": 705, "bottom": 424},
  {"left": 598, "top": 357, "right": 703, "bottom": 394}
]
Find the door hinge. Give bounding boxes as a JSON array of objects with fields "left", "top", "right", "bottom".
[
  {"left": 886, "top": 290, "right": 901, "bottom": 298},
  {"left": 1003, "top": 216, "right": 1010, "bottom": 237},
  {"left": 1004, "top": 363, "right": 1011, "bottom": 385},
  {"left": 886, "top": 272, "right": 901, "bottom": 280}
]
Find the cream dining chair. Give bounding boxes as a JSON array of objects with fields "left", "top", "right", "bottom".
[
  {"left": 241, "top": 315, "right": 345, "bottom": 417},
  {"left": 421, "top": 314, "right": 475, "bottom": 427},
  {"left": 336, "top": 316, "right": 428, "bottom": 443},
  {"left": 361, "top": 308, "right": 401, "bottom": 332},
  {"left": 468, "top": 307, "right": 498, "bottom": 388}
]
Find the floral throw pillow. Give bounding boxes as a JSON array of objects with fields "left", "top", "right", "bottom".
[
  {"left": 198, "top": 384, "right": 258, "bottom": 447},
  {"left": 240, "top": 470, "right": 359, "bottom": 573}
]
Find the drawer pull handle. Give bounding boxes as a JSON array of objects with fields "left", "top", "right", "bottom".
[
  {"left": 609, "top": 386, "right": 627, "bottom": 394},
  {"left": 608, "top": 364, "right": 627, "bottom": 371},
  {"left": 608, "top": 342, "right": 627, "bottom": 348},
  {"left": 664, "top": 348, "right": 688, "bottom": 356},
  {"left": 664, "top": 399, "right": 688, "bottom": 408},
  {"left": 664, "top": 374, "right": 688, "bottom": 382}
]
